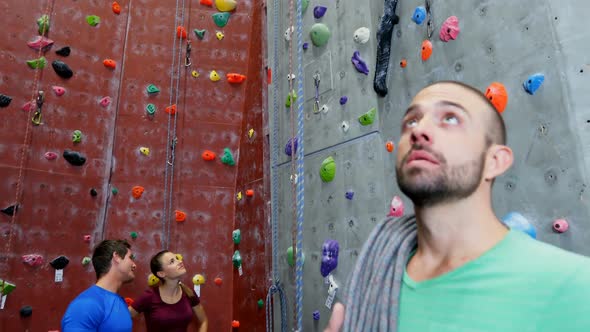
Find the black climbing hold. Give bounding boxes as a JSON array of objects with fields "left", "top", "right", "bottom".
[
  {"left": 90, "top": 188, "right": 98, "bottom": 197},
  {"left": 373, "top": 0, "right": 400, "bottom": 97},
  {"left": 55, "top": 46, "right": 71, "bottom": 57},
  {"left": 0, "top": 94, "right": 12, "bottom": 108},
  {"left": 50, "top": 255, "right": 69, "bottom": 270},
  {"left": 63, "top": 150, "right": 86, "bottom": 166},
  {"left": 52, "top": 60, "right": 73, "bottom": 79},
  {"left": 20, "top": 305, "right": 33, "bottom": 318},
  {"left": 1, "top": 204, "right": 18, "bottom": 216}
]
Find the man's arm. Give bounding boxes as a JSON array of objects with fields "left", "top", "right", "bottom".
[
  {"left": 192, "top": 304, "right": 208, "bottom": 332},
  {"left": 324, "top": 302, "right": 345, "bottom": 332}
]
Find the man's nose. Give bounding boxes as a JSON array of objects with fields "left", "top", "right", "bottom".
[{"left": 409, "top": 119, "right": 433, "bottom": 146}]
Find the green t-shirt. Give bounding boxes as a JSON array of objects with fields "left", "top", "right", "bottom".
[{"left": 399, "top": 230, "right": 590, "bottom": 332}]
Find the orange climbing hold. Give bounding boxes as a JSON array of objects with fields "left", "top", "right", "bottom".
[
  {"left": 400, "top": 59, "right": 407, "bottom": 68},
  {"left": 165, "top": 104, "right": 177, "bottom": 115},
  {"left": 227, "top": 73, "right": 247, "bottom": 84},
  {"left": 112, "top": 2, "right": 121, "bottom": 14},
  {"left": 485, "top": 82, "right": 508, "bottom": 113},
  {"left": 386, "top": 141, "right": 395, "bottom": 153},
  {"left": 232, "top": 320, "right": 240, "bottom": 328},
  {"left": 202, "top": 150, "right": 216, "bottom": 161},
  {"left": 124, "top": 297, "right": 134, "bottom": 306},
  {"left": 214, "top": 277, "right": 223, "bottom": 285},
  {"left": 200, "top": 0, "right": 213, "bottom": 5},
  {"left": 176, "top": 26, "right": 187, "bottom": 39},
  {"left": 267, "top": 68, "right": 272, "bottom": 85},
  {"left": 132, "top": 186, "right": 144, "bottom": 199},
  {"left": 421, "top": 40, "right": 432, "bottom": 61},
  {"left": 245, "top": 189, "right": 254, "bottom": 197},
  {"left": 175, "top": 210, "right": 186, "bottom": 222},
  {"left": 103, "top": 59, "right": 116, "bottom": 69}
]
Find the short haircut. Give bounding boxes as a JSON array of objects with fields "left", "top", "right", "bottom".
[
  {"left": 92, "top": 239, "right": 131, "bottom": 280},
  {"left": 424, "top": 80, "right": 507, "bottom": 146}
]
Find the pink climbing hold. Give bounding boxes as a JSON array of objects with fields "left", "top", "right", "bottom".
[
  {"left": 387, "top": 195, "right": 405, "bottom": 217},
  {"left": 439, "top": 16, "right": 460, "bottom": 42},
  {"left": 552, "top": 219, "right": 569, "bottom": 233},
  {"left": 27, "top": 36, "right": 54, "bottom": 51},
  {"left": 22, "top": 254, "right": 44, "bottom": 267},
  {"left": 52, "top": 86, "right": 66, "bottom": 96},
  {"left": 100, "top": 96, "right": 111, "bottom": 107},
  {"left": 44, "top": 151, "right": 58, "bottom": 160},
  {"left": 83, "top": 234, "right": 91, "bottom": 242},
  {"left": 22, "top": 101, "right": 34, "bottom": 112}
]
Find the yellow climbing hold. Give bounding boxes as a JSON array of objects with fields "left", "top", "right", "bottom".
[
  {"left": 139, "top": 147, "right": 150, "bottom": 156},
  {"left": 210, "top": 70, "right": 221, "bottom": 82},
  {"left": 216, "top": 31, "right": 225, "bottom": 40},
  {"left": 236, "top": 191, "right": 243, "bottom": 200},
  {"left": 191, "top": 70, "right": 200, "bottom": 78},
  {"left": 248, "top": 128, "right": 254, "bottom": 138},
  {"left": 215, "top": 0, "right": 237, "bottom": 12},
  {"left": 175, "top": 253, "right": 184, "bottom": 261},
  {"left": 148, "top": 273, "right": 159, "bottom": 286}
]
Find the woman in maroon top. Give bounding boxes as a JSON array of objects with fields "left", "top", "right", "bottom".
[{"left": 129, "top": 250, "right": 208, "bottom": 332}]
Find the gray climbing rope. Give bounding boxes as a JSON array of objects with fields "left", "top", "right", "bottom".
[{"left": 343, "top": 215, "right": 418, "bottom": 331}]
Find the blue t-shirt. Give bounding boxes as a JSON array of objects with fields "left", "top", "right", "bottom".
[{"left": 61, "top": 285, "right": 132, "bottom": 332}]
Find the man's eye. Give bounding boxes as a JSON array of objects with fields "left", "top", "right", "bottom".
[
  {"left": 404, "top": 119, "right": 418, "bottom": 128},
  {"left": 442, "top": 115, "right": 459, "bottom": 125}
]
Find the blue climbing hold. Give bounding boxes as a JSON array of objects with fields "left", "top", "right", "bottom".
[
  {"left": 501, "top": 212, "right": 537, "bottom": 239},
  {"left": 340, "top": 96, "right": 348, "bottom": 105},
  {"left": 411, "top": 6, "right": 426, "bottom": 25},
  {"left": 523, "top": 73, "right": 545, "bottom": 95}
]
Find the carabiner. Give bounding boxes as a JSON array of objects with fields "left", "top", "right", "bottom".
[
  {"left": 185, "top": 41, "right": 192, "bottom": 67},
  {"left": 32, "top": 91, "right": 44, "bottom": 126}
]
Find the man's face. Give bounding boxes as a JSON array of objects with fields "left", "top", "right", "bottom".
[
  {"left": 395, "top": 83, "right": 491, "bottom": 207},
  {"left": 117, "top": 249, "right": 136, "bottom": 284}
]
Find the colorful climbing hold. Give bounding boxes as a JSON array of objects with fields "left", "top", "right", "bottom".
[
  {"left": 485, "top": 82, "right": 508, "bottom": 113},
  {"left": 301, "top": 0, "right": 310, "bottom": 11},
  {"left": 63, "top": 150, "right": 86, "bottom": 166},
  {"left": 284, "top": 137, "right": 298, "bottom": 156},
  {"left": 86, "top": 15, "right": 101, "bottom": 27},
  {"left": 321, "top": 239, "right": 339, "bottom": 277},
  {"left": 345, "top": 191, "right": 354, "bottom": 200},
  {"left": 257, "top": 299, "right": 264, "bottom": 309},
  {"left": 82, "top": 257, "right": 91, "bottom": 265},
  {"left": 139, "top": 147, "right": 150, "bottom": 156},
  {"left": 1, "top": 204, "right": 17, "bottom": 216},
  {"left": 247, "top": 128, "right": 255, "bottom": 139},
  {"left": 310, "top": 23, "right": 331, "bottom": 47},
  {"left": 0, "top": 279, "right": 16, "bottom": 296},
  {"left": 386, "top": 141, "right": 394, "bottom": 152},
  {"left": 358, "top": 107, "right": 377, "bottom": 126},
  {"left": 200, "top": 0, "right": 213, "bottom": 5},
  {"left": 130, "top": 231, "right": 138, "bottom": 239},
  {"left": 112, "top": 187, "right": 119, "bottom": 195},
  {"left": 221, "top": 148, "right": 236, "bottom": 166},
  {"left": 55, "top": 46, "right": 70, "bottom": 57},
  {"left": 26, "top": 56, "right": 47, "bottom": 69},
  {"left": 236, "top": 191, "right": 243, "bottom": 200},
  {"left": 191, "top": 70, "right": 200, "bottom": 78},
  {"left": 523, "top": 73, "right": 545, "bottom": 95},
  {"left": 148, "top": 273, "right": 160, "bottom": 286},
  {"left": 50, "top": 255, "right": 69, "bottom": 270},
  {"left": 553, "top": 219, "right": 569, "bottom": 233},
  {"left": 27, "top": 36, "right": 54, "bottom": 51},
  {"left": 44, "top": 151, "right": 58, "bottom": 160},
  {"left": 400, "top": 59, "right": 407, "bottom": 68},
  {"left": 313, "top": 310, "right": 320, "bottom": 321},
  {"left": 303, "top": 42, "right": 309, "bottom": 50},
  {"left": 232, "top": 320, "right": 240, "bottom": 328},
  {"left": 132, "top": 186, "right": 144, "bottom": 199},
  {"left": 146, "top": 104, "right": 156, "bottom": 116},
  {"left": 0, "top": 94, "right": 12, "bottom": 108},
  {"left": 20, "top": 305, "right": 33, "bottom": 318},
  {"left": 319, "top": 156, "right": 336, "bottom": 182},
  {"left": 72, "top": 130, "right": 82, "bottom": 143},
  {"left": 210, "top": 70, "right": 221, "bottom": 81},
  {"left": 245, "top": 189, "right": 254, "bottom": 197},
  {"left": 421, "top": 40, "right": 433, "bottom": 61},
  {"left": 99, "top": 96, "right": 111, "bottom": 107},
  {"left": 286, "top": 246, "right": 304, "bottom": 266},
  {"left": 216, "top": 31, "right": 225, "bottom": 40},
  {"left": 227, "top": 73, "right": 247, "bottom": 84},
  {"left": 232, "top": 250, "right": 242, "bottom": 267},
  {"left": 175, "top": 210, "right": 186, "bottom": 222},
  {"left": 439, "top": 16, "right": 460, "bottom": 42},
  {"left": 146, "top": 84, "right": 160, "bottom": 94},
  {"left": 411, "top": 6, "right": 426, "bottom": 25},
  {"left": 214, "top": 277, "right": 223, "bottom": 285},
  {"left": 83, "top": 235, "right": 91, "bottom": 242},
  {"left": 232, "top": 229, "right": 241, "bottom": 244},
  {"left": 314, "top": 6, "right": 327, "bottom": 19},
  {"left": 212, "top": 12, "right": 231, "bottom": 27},
  {"left": 501, "top": 212, "right": 536, "bottom": 239},
  {"left": 112, "top": 2, "right": 121, "bottom": 15},
  {"left": 215, "top": 0, "right": 237, "bottom": 12},
  {"left": 165, "top": 104, "right": 177, "bottom": 115},
  {"left": 387, "top": 196, "right": 405, "bottom": 217},
  {"left": 37, "top": 14, "right": 50, "bottom": 35},
  {"left": 103, "top": 59, "right": 116, "bottom": 69},
  {"left": 194, "top": 29, "right": 206, "bottom": 39},
  {"left": 192, "top": 274, "right": 205, "bottom": 285},
  {"left": 351, "top": 51, "right": 369, "bottom": 75},
  {"left": 285, "top": 91, "right": 297, "bottom": 108},
  {"left": 176, "top": 26, "right": 187, "bottom": 39},
  {"left": 90, "top": 188, "right": 98, "bottom": 197},
  {"left": 353, "top": 27, "right": 370, "bottom": 44},
  {"left": 202, "top": 150, "right": 216, "bottom": 161},
  {"left": 339, "top": 96, "right": 348, "bottom": 105},
  {"left": 52, "top": 60, "right": 73, "bottom": 78},
  {"left": 52, "top": 86, "right": 65, "bottom": 96},
  {"left": 22, "top": 254, "right": 44, "bottom": 267}
]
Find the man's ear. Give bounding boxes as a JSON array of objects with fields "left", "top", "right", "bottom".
[
  {"left": 484, "top": 144, "right": 513, "bottom": 181},
  {"left": 112, "top": 252, "right": 122, "bottom": 264}
]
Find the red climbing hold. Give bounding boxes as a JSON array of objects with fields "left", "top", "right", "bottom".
[
  {"left": 175, "top": 210, "right": 186, "bottom": 222},
  {"left": 386, "top": 141, "right": 394, "bottom": 152},
  {"left": 200, "top": 0, "right": 213, "bottom": 5},
  {"left": 112, "top": 2, "right": 121, "bottom": 15},
  {"left": 232, "top": 320, "right": 240, "bottom": 328},
  {"left": 176, "top": 26, "right": 187, "bottom": 39},
  {"left": 202, "top": 150, "right": 216, "bottom": 161},
  {"left": 165, "top": 104, "right": 177, "bottom": 115},
  {"left": 132, "top": 186, "right": 144, "bottom": 199},
  {"left": 421, "top": 40, "right": 432, "bottom": 61},
  {"left": 52, "top": 86, "right": 66, "bottom": 96},
  {"left": 267, "top": 68, "right": 272, "bottom": 85},
  {"left": 399, "top": 59, "right": 407, "bottom": 68},
  {"left": 245, "top": 189, "right": 254, "bottom": 197},
  {"left": 22, "top": 101, "right": 34, "bottom": 112},
  {"left": 125, "top": 297, "right": 134, "bottom": 306},
  {"left": 484, "top": 82, "right": 508, "bottom": 114},
  {"left": 103, "top": 59, "right": 116, "bottom": 69},
  {"left": 44, "top": 151, "right": 58, "bottom": 160},
  {"left": 83, "top": 235, "right": 91, "bottom": 242},
  {"left": 227, "top": 73, "right": 247, "bottom": 84},
  {"left": 214, "top": 277, "right": 223, "bottom": 285}
]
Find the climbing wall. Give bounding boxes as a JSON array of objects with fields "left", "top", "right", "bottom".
[
  {"left": 0, "top": 0, "right": 268, "bottom": 331},
  {"left": 267, "top": 0, "right": 590, "bottom": 330}
]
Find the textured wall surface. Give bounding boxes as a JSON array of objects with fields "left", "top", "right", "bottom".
[
  {"left": 0, "top": 0, "right": 267, "bottom": 331},
  {"left": 267, "top": 0, "right": 590, "bottom": 330}
]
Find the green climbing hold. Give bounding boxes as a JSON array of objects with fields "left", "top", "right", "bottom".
[
  {"left": 232, "top": 229, "right": 241, "bottom": 245},
  {"left": 146, "top": 84, "right": 160, "bottom": 94},
  {"left": 0, "top": 279, "right": 16, "bottom": 296},
  {"left": 130, "top": 231, "right": 138, "bottom": 240},
  {"left": 26, "top": 56, "right": 46, "bottom": 69},
  {"left": 358, "top": 107, "right": 377, "bottom": 126},
  {"left": 319, "top": 156, "right": 336, "bottom": 182},
  {"left": 286, "top": 246, "right": 305, "bottom": 267},
  {"left": 112, "top": 187, "right": 119, "bottom": 195},
  {"left": 72, "top": 130, "right": 82, "bottom": 143},
  {"left": 37, "top": 14, "right": 50, "bottom": 35},
  {"left": 302, "top": 0, "right": 310, "bottom": 12},
  {"left": 285, "top": 90, "right": 297, "bottom": 108},
  {"left": 310, "top": 23, "right": 331, "bottom": 47},
  {"left": 232, "top": 250, "right": 242, "bottom": 267},
  {"left": 194, "top": 29, "right": 206, "bottom": 39},
  {"left": 257, "top": 299, "right": 264, "bottom": 309},
  {"left": 82, "top": 257, "right": 91, "bottom": 265},
  {"left": 86, "top": 15, "right": 101, "bottom": 27},
  {"left": 146, "top": 104, "right": 156, "bottom": 116},
  {"left": 221, "top": 148, "right": 236, "bottom": 166},
  {"left": 212, "top": 12, "right": 230, "bottom": 27}
]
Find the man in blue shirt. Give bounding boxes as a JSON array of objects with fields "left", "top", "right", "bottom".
[{"left": 62, "top": 239, "right": 137, "bottom": 331}]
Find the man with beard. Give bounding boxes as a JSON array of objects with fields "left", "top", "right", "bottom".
[
  {"left": 62, "top": 239, "right": 136, "bottom": 332},
  {"left": 324, "top": 81, "right": 590, "bottom": 331}
]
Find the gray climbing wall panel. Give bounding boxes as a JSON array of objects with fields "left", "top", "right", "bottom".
[{"left": 267, "top": 0, "right": 590, "bottom": 330}]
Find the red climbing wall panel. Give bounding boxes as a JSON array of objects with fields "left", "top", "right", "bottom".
[{"left": 0, "top": 0, "right": 268, "bottom": 331}]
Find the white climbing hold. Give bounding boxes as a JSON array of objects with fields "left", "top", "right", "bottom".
[
  {"left": 341, "top": 121, "right": 350, "bottom": 133},
  {"left": 353, "top": 27, "right": 370, "bottom": 44},
  {"left": 284, "top": 26, "right": 295, "bottom": 41},
  {"left": 320, "top": 104, "right": 329, "bottom": 114},
  {"left": 287, "top": 73, "right": 296, "bottom": 81}
]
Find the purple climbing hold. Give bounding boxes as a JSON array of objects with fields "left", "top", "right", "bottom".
[
  {"left": 321, "top": 239, "right": 339, "bottom": 277},
  {"left": 52, "top": 60, "right": 73, "bottom": 79},
  {"left": 313, "top": 310, "right": 320, "bottom": 320},
  {"left": 351, "top": 51, "right": 369, "bottom": 75},
  {"left": 339, "top": 96, "right": 348, "bottom": 105},
  {"left": 303, "top": 42, "right": 309, "bottom": 50},
  {"left": 345, "top": 191, "right": 354, "bottom": 200},
  {"left": 284, "top": 137, "right": 298, "bottom": 156},
  {"left": 313, "top": 6, "right": 327, "bottom": 19}
]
